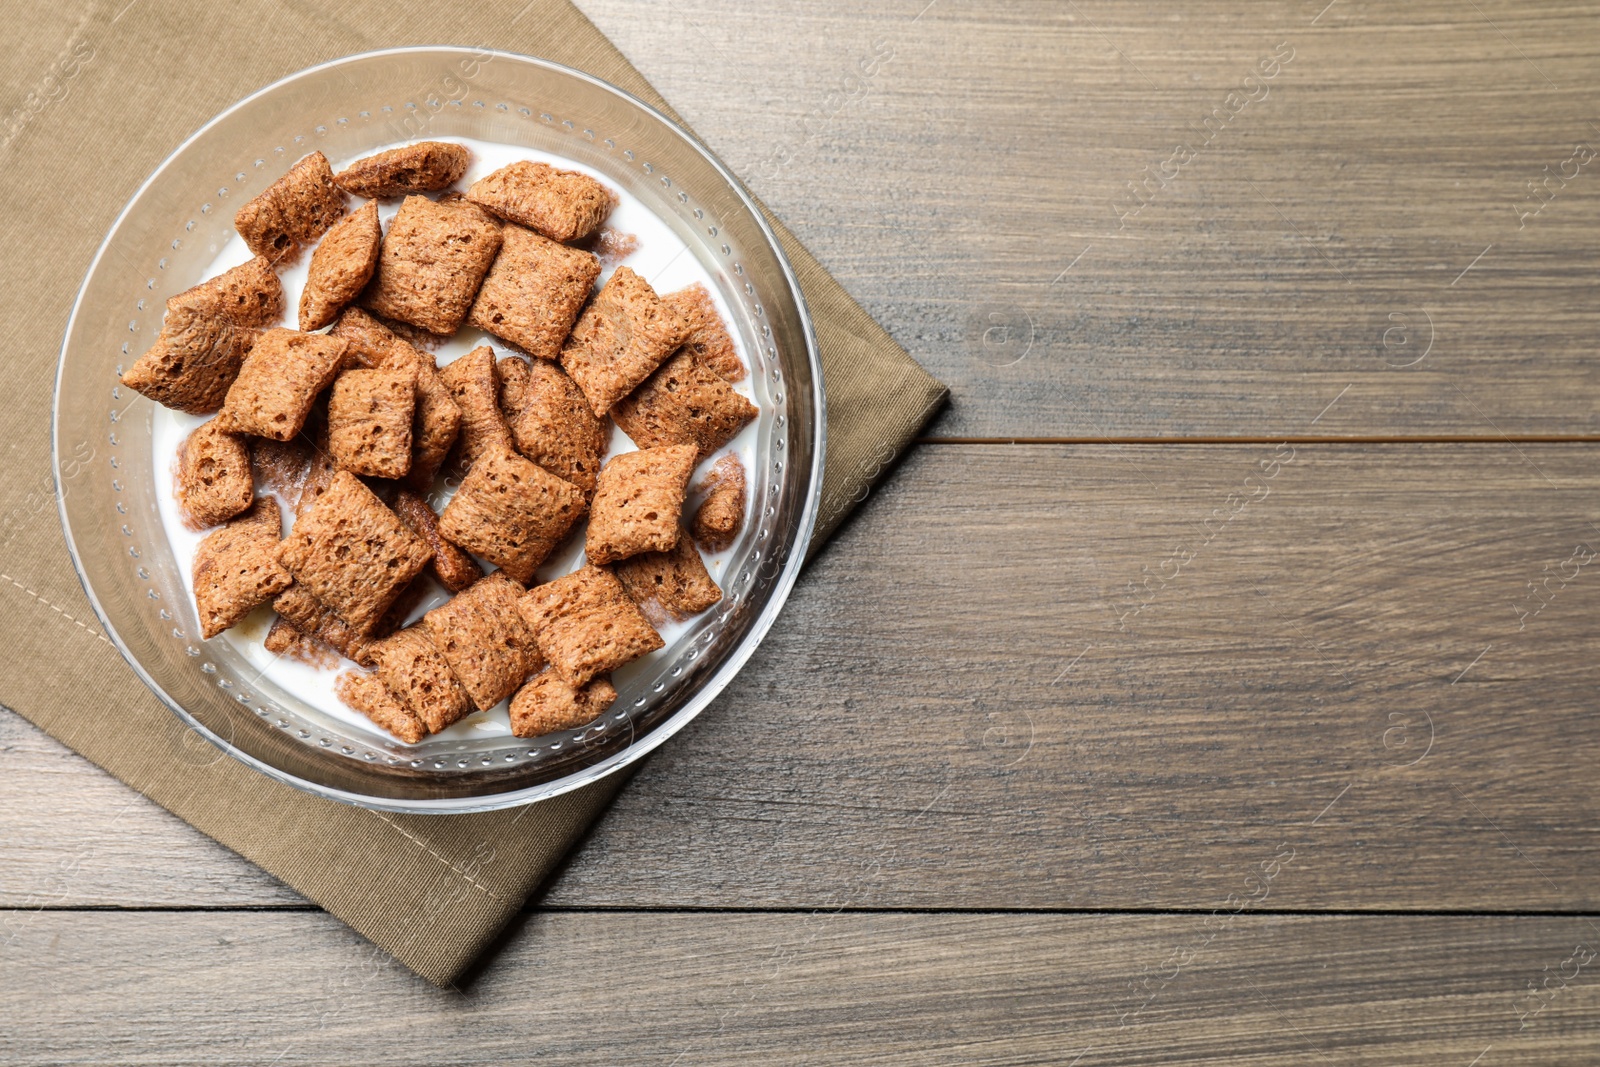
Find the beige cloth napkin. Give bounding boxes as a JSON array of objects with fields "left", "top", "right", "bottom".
[{"left": 0, "top": 0, "right": 947, "bottom": 986}]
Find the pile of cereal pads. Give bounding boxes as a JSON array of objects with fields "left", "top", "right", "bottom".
[{"left": 123, "top": 142, "right": 755, "bottom": 743}]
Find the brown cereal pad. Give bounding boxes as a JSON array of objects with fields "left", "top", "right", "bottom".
[
  {"left": 331, "top": 308, "right": 461, "bottom": 490},
  {"left": 299, "top": 200, "right": 381, "bottom": 330},
  {"left": 120, "top": 256, "right": 282, "bottom": 415},
  {"left": 274, "top": 469, "right": 432, "bottom": 634},
  {"left": 614, "top": 534, "right": 723, "bottom": 622},
  {"left": 361, "top": 194, "right": 502, "bottom": 334},
  {"left": 438, "top": 345, "right": 513, "bottom": 471},
  {"left": 177, "top": 419, "right": 253, "bottom": 530},
  {"left": 585, "top": 444, "right": 698, "bottom": 565},
  {"left": 559, "top": 266, "right": 690, "bottom": 416},
  {"left": 498, "top": 355, "right": 607, "bottom": 501},
  {"left": 233, "top": 151, "right": 347, "bottom": 261},
  {"left": 465, "top": 160, "right": 613, "bottom": 243},
  {"left": 264, "top": 614, "right": 305, "bottom": 655},
  {"left": 611, "top": 348, "right": 757, "bottom": 459},
  {"left": 192, "top": 497, "right": 290, "bottom": 639},
  {"left": 691, "top": 454, "right": 746, "bottom": 552},
  {"left": 468, "top": 224, "right": 600, "bottom": 361},
  {"left": 664, "top": 282, "right": 745, "bottom": 382},
  {"left": 333, "top": 142, "right": 471, "bottom": 199},
  {"left": 391, "top": 489, "right": 483, "bottom": 593},
  {"left": 517, "top": 565, "right": 662, "bottom": 687},
  {"left": 510, "top": 670, "right": 618, "bottom": 738},
  {"left": 327, "top": 366, "right": 416, "bottom": 479},
  {"left": 437, "top": 446, "right": 586, "bottom": 584},
  {"left": 217, "top": 328, "right": 347, "bottom": 442},
  {"left": 335, "top": 670, "right": 427, "bottom": 744}
]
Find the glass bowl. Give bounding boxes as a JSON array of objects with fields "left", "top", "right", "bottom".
[{"left": 53, "top": 48, "right": 823, "bottom": 813}]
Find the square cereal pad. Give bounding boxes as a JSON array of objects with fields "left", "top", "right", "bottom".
[
  {"left": 466, "top": 160, "right": 613, "bottom": 243},
  {"left": 391, "top": 489, "right": 483, "bottom": 593},
  {"left": 424, "top": 572, "right": 540, "bottom": 711},
  {"left": 172, "top": 254, "right": 285, "bottom": 329},
  {"left": 366, "top": 623, "right": 473, "bottom": 734},
  {"left": 510, "top": 670, "right": 618, "bottom": 738},
  {"left": 468, "top": 224, "right": 600, "bottom": 361},
  {"left": 299, "top": 199, "right": 381, "bottom": 331},
  {"left": 498, "top": 356, "right": 607, "bottom": 501},
  {"left": 614, "top": 535, "right": 723, "bottom": 623},
  {"left": 438, "top": 345, "right": 513, "bottom": 470},
  {"left": 437, "top": 445, "right": 586, "bottom": 584},
  {"left": 331, "top": 308, "right": 461, "bottom": 490},
  {"left": 362, "top": 194, "right": 502, "bottom": 334},
  {"left": 233, "top": 151, "right": 347, "bottom": 261},
  {"left": 692, "top": 454, "right": 746, "bottom": 552},
  {"left": 275, "top": 469, "right": 432, "bottom": 633},
  {"left": 335, "top": 670, "right": 427, "bottom": 744},
  {"left": 328, "top": 365, "right": 416, "bottom": 479},
  {"left": 218, "top": 328, "right": 346, "bottom": 441},
  {"left": 611, "top": 348, "right": 757, "bottom": 459},
  {"left": 517, "top": 565, "right": 663, "bottom": 688},
  {"left": 559, "top": 266, "right": 690, "bottom": 416},
  {"left": 333, "top": 141, "right": 471, "bottom": 198},
  {"left": 120, "top": 255, "right": 283, "bottom": 415},
  {"left": 665, "top": 282, "right": 745, "bottom": 382},
  {"left": 192, "top": 497, "right": 290, "bottom": 639},
  {"left": 176, "top": 418, "right": 253, "bottom": 530},
  {"left": 585, "top": 444, "right": 699, "bottom": 565}
]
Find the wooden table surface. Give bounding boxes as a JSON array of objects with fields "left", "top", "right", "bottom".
[{"left": 6, "top": 1, "right": 1600, "bottom": 1062}]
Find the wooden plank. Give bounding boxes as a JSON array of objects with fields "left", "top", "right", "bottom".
[
  {"left": 0, "top": 711, "right": 303, "bottom": 908},
  {"left": 577, "top": 0, "right": 1600, "bottom": 437},
  {"left": 7, "top": 443, "right": 1600, "bottom": 910},
  {"left": 4, "top": 910, "right": 1598, "bottom": 1064}
]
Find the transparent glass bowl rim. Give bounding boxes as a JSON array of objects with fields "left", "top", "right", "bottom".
[{"left": 53, "top": 46, "right": 826, "bottom": 813}]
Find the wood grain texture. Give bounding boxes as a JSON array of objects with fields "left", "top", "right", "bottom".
[
  {"left": 0, "top": 712, "right": 303, "bottom": 908},
  {"left": 9, "top": 443, "right": 1600, "bottom": 910},
  {"left": 576, "top": 0, "right": 1600, "bottom": 438},
  {"left": 8, "top": 1, "right": 1600, "bottom": 1057},
  {"left": 4, "top": 910, "right": 1598, "bottom": 1065}
]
